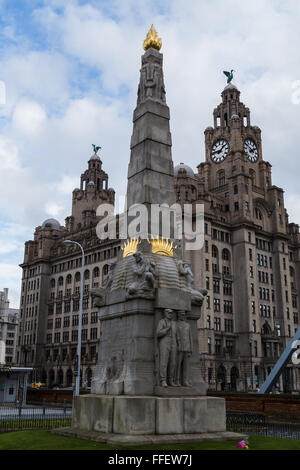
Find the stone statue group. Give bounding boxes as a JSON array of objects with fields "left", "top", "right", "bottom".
[{"left": 156, "top": 308, "right": 193, "bottom": 388}]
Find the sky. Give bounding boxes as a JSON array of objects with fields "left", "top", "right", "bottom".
[{"left": 1, "top": 0, "right": 300, "bottom": 307}]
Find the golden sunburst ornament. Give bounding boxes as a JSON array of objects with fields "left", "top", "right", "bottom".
[
  {"left": 143, "top": 25, "right": 162, "bottom": 51},
  {"left": 147, "top": 236, "right": 176, "bottom": 256},
  {"left": 121, "top": 237, "right": 141, "bottom": 258}
]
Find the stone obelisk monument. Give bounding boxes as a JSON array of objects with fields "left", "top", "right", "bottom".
[{"left": 60, "top": 26, "right": 245, "bottom": 445}]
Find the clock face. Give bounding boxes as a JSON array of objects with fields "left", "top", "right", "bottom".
[
  {"left": 244, "top": 138, "right": 258, "bottom": 163},
  {"left": 210, "top": 139, "right": 229, "bottom": 163}
]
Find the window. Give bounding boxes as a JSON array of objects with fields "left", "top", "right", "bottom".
[
  {"left": 215, "top": 338, "right": 222, "bottom": 355},
  {"left": 206, "top": 315, "right": 211, "bottom": 329},
  {"left": 206, "top": 277, "right": 210, "bottom": 290},
  {"left": 224, "top": 319, "right": 233, "bottom": 333},
  {"left": 64, "top": 316, "right": 70, "bottom": 328},
  {"left": 214, "top": 317, "right": 221, "bottom": 331},
  {"left": 214, "top": 298, "right": 220, "bottom": 312},
  {"left": 252, "top": 320, "right": 256, "bottom": 332},
  {"left": 206, "top": 295, "right": 210, "bottom": 309},
  {"left": 293, "top": 312, "right": 299, "bottom": 324},
  {"left": 225, "top": 340, "right": 234, "bottom": 357},
  {"left": 251, "top": 301, "right": 255, "bottom": 314},
  {"left": 224, "top": 300, "right": 233, "bottom": 313},
  {"left": 82, "top": 313, "right": 88, "bottom": 325},
  {"left": 234, "top": 202, "right": 239, "bottom": 211},
  {"left": 234, "top": 185, "right": 238, "bottom": 194},
  {"left": 251, "top": 284, "right": 255, "bottom": 296},
  {"left": 71, "top": 330, "right": 78, "bottom": 342},
  {"left": 207, "top": 338, "right": 212, "bottom": 355},
  {"left": 249, "top": 249, "right": 252, "bottom": 261},
  {"left": 72, "top": 315, "right": 79, "bottom": 326},
  {"left": 54, "top": 332, "right": 61, "bottom": 343},
  {"left": 90, "top": 328, "right": 98, "bottom": 340},
  {"left": 63, "top": 331, "right": 69, "bottom": 342},
  {"left": 223, "top": 281, "right": 232, "bottom": 296},
  {"left": 213, "top": 279, "right": 220, "bottom": 293},
  {"left": 212, "top": 246, "right": 218, "bottom": 258},
  {"left": 91, "top": 312, "right": 98, "bottom": 323},
  {"left": 250, "top": 266, "right": 254, "bottom": 278},
  {"left": 245, "top": 201, "right": 249, "bottom": 211}
]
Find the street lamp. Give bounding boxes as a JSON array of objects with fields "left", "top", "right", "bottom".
[{"left": 63, "top": 239, "right": 84, "bottom": 397}]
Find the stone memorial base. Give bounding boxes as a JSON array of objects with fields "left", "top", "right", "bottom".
[{"left": 53, "top": 394, "right": 247, "bottom": 446}]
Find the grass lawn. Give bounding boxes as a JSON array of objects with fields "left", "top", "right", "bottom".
[{"left": 0, "top": 430, "right": 300, "bottom": 450}]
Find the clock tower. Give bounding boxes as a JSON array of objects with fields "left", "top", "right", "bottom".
[{"left": 197, "top": 82, "right": 278, "bottom": 226}]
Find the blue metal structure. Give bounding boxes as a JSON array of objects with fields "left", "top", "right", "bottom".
[{"left": 258, "top": 327, "right": 300, "bottom": 394}]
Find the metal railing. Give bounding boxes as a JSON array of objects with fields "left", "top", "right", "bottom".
[
  {"left": 0, "top": 400, "right": 72, "bottom": 432},
  {"left": 227, "top": 411, "right": 300, "bottom": 440}
]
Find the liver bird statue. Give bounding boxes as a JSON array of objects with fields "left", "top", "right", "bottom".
[
  {"left": 92, "top": 144, "right": 101, "bottom": 155},
  {"left": 223, "top": 70, "right": 235, "bottom": 84}
]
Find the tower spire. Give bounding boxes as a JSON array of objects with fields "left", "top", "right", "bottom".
[{"left": 126, "top": 27, "right": 175, "bottom": 239}]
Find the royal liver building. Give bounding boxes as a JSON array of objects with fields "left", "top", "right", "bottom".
[{"left": 16, "top": 27, "right": 300, "bottom": 393}]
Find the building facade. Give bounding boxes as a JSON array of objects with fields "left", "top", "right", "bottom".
[
  {"left": 15, "top": 81, "right": 300, "bottom": 393},
  {"left": 0, "top": 288, "right": 19, "bottom": 365}
]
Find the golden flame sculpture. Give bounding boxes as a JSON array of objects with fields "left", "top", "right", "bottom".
[
  {"left": 147, "top": 236, "right": 176, "bottom": 256},
  {"left": 121, "top": 237, "right": 141, "bottom": 258},
  {"left": 143, "top": 24, "right": 162, "bottom": 51}
]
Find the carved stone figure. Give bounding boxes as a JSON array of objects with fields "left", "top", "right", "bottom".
[
  {"left": 177, "top": 260, "right": 207, "bottom": 305},
  {"left": 175, "top": 311, "right": 193, "bottom": 387},
  {"left": 126, "top": 251, "right": 156, "bottom": 298},
  {"left": 156, "top": 309, "right": 177, "bottom": 387},
  {"left": 90, "top": 262, "right": 116, "bottom": 307},
  {"left": 137, "top": 59, "right": 166, "bottom": 105}
]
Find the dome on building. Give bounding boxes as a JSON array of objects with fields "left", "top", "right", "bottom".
[
  {"left": 41, "top": 218, "right": 61, "bottom": 230},
  {"left": 205, "top": 126, "right": 214, "bottom": 132},
  {"left": 89, "top": 154, "right": 101, "bottom": 161},
  {"left": 224, "top": 83, "right": 238, "bottom": 91},
  {"left": 174, "top": 163, "right": 195, "bottom": 179},
  {"left": 231, "top": 114, "right": 240, "bottom": 120}
]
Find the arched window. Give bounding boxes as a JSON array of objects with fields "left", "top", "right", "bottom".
[
  {"left": 222, "top": 249, "right": 230, "bottom": 261},
  {"left": 212, "top": 245, "right": 218, "bottom": 259},
  {"left": 66, "top": 369, "right": 73, "bottom": 387},
  {"left": 84, "top": 270, "right": 90, "bottom": 280},
  {"left": 58, "top": 276, "right": 64, "bottom": 287},
  {"left": 66, "top": 274, "right": 72, "bottom": 284},
  {"left": 75, "top": 272, "right": 81, "bottom": 282},
  {"left": 58, "top": 369, "right": 64, "bottom": 386},
  {"left": 50, "top": 278, "right": 55, "bottom": 288},
  {"left": 93, "top": 267, "right": 100, "bottom": 278},
  {"left": 234, "top": 184, "right": 238, "bottom": 194}
]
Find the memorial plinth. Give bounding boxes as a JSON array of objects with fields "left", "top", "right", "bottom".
[{"left": 54, "top": 26, "right": 246, "bottom": 445}]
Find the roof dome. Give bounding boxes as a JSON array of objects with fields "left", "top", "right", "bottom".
[
  {"left": 41, "top": 218, "right": 61, "bottom": 230},
  {"left": 89, "top": 154, "right": 101, "bottom": 161},
  {"left": 87, "top": 180, "right": 95, "bottom": 186},
  {"left": 174, "top": 163, "right": 195, "bottom": 179},
  {"left": 223, "top": 83, "right": 238, "bottom": 91}
]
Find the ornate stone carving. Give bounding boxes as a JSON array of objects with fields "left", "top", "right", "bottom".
[
  {"left": 126, "top": 251, "right": 156, "bottom": 299},
  {"left": 156, "top": 309, "right": 177, "bottom": 387},
  {"left": 137, "top": 56, "right": 166, "bottom": 105},
  {"left": 90, "top": 262, "right": 116, "bottom": 307},
  {"left": 177, "top": 260, "right": 207, "bottom": 305},
  {"left": 175, "top": 311, "right": 193, "bottom": 387}
]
